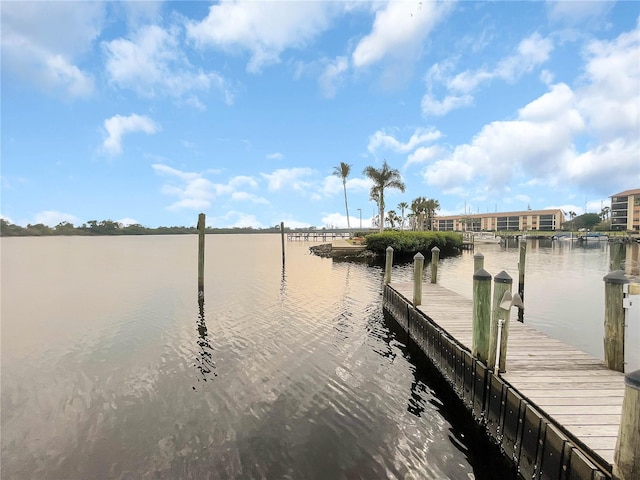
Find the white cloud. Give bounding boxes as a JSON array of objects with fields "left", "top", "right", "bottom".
[
  {"left": 103, "top": 114, "right": 160, "bottom": 155},
  {"left": 422, "top": 33, "right": 553, "bottom": 116},
  {"left": 368, "top": 127, "right": 442, "bottom": 154},
  {"left": 319, "top": 56, "right": 349, "bottom": 98},
  {"left": 546, "top": 0, "right": 613, "bottom": 25},
  {"left": 405, "top": 145, "right": 444, "bottom": 169},
  {"left": 34, "top": 210, "right": 79, "bottom": 227},
  {"left": 103, "top": 24, "right": 233, "bottom": 105},
  {"left": 187, "top": 1, "right": 336, "bottom": 73},
  {"left": 352, "top": 1, "right": 452, "bottom": 69},
  {"left": 266, "top": 152, "right": 285, "bottom": 161},
  {"left": 421, "top": 93, "right": 473, "bottom": 116},
  {"left": 260, "top": 168, "right": 315, "bottom": 191},
  {"left": 231, "top": 191, "right": 269, "bottom": 204},
  {"left": 1, "top": 2, "right": 102, "bottom": 98},
  {"left": 1, "top": 214, "right": 15, "bottom": 224},
  {"left": 319, "top": 175, "right": 372, "bottom": 197}
]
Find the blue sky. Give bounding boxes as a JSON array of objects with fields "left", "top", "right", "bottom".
[{"left": 2, "top": 1, "right": 639, "bottom": 229}]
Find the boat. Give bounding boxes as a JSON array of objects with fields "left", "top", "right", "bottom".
[{"left": 578, "top": 233, "right": 609, "bottom": 242}]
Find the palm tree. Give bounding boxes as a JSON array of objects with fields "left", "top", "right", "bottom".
[
  {"left": 363, "top": 160, "right": 406, "bottom": 233},
  {"left": 425, "top": 198, "right": 440, "bottom": 231},
  {"left": 411, "top": 196, "right": 428, "bottom": 231},
  {"left": 397, "top": 201, "right": 409, "bottom": 230},
  {"left": 333, "top": 162, "right": 352, "bottom": 229},
  {"left": 386, "top": 210, "right": 399, "bottom": 229}
]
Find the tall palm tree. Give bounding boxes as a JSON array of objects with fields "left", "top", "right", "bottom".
[
  {"left": 333, "top": 162, "right": 352, "bottom": 229},
  {"left": 425, "top": 198, "right": 440, "bottom": 231},
  {"left": 397, "top": 201, "right": 409, "bottom": 230},
  {"left": 411, "top": 196, "right": 428, "bottom": 231},
  {"left": 363, "top": 160, "right": 406, "bottom": 233}
]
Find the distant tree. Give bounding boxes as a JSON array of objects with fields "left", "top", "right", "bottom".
[
  {"left": 363, "top": 160, "right": 406, "bottom": 233},
  {"left": 386, "top": 210, "right": 399, "bottom": 229},
  {"left": 425, "top": 198, "right": 440, "bottom": 231},
  {"left": 397, "top": 202, "right": 409, "bottom": 230},
  {"left": 600, "top": 206, "right": 610, "bottom": 221},
  {"left": 411, "top": 196, "right": 428, "bottom": 231},
  {"left": 573, "top": 213, "right": 601, "bottom": 230},
  {"left": 333, "top": 162, "right": 352, "bottom": 229}
]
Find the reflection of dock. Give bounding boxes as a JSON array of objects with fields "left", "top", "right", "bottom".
[
  {"left": 287, "top": 231, "right": 352, "bottom": 241},
  {"left": 384, "top": 281, "right": 628, "bottom": 480}
]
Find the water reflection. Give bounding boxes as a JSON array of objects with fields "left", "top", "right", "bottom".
[{"left": 194, "top": 296, "right": 216, "bottom": 387}]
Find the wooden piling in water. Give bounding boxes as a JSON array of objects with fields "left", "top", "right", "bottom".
[
  {"left": 603, "top": 270, "right": 629, "bottom": 373},
  {"left": 517, "top": 239, "right": 526, "bottom": 323},
  {"left": 430, "top": 246, "right": 440, "bottom": 284},
  {"left": 413, "top": 252, "right": 424, "bottom": 306},
  {"left": 280, "top": 221, "right": 285, "bottom": 266},
  {"left": 384, "top": 246, "right": 393, "bottom": 285},
  {"left": 488, "top": 271, "right": 512, "bottom": 372},
  {"left": 614, "top": 369, "right": 640, "bottom": 480},
  {"left": 198, "top": 213, "right": 205, "bottom": 295},
  {"left": 472, "top": 268, "right": 492, "bottom": 364}
]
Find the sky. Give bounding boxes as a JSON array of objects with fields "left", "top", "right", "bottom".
[{"left": 2, "top": 1, "right": 639, "bottom": 229}]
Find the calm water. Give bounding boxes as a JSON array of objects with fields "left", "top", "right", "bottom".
[
  {"left": 2, "top": 235, "right": 637, "bottom": 479},
  {"left": 2, "top": 235, "right": 509, "bottom": 480}
]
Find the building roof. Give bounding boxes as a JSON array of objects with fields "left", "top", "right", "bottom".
[
  {"left": 611, "top": 188, "right": 640, "bottom": 197},
  {"left": 436, "top": 209, "right": 563, "bottom": 220}
]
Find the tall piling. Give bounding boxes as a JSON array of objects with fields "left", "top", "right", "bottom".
[
  {"left": 384, "top": 246, "right": 394, "bottom": 285},
  {"left": 413, "top": 252, "right": 424, "bottom": 306},
  {"left": 613, "top": 369, "right": 640, "bottom": 480},
  {"left": 198, "top": 213, "right": 205, "bottom": 296},
  {"left": 474, "top": 252, "right": 484, "bottom": 272},
  {"left": 488, "top": 271, "right": 513, "bottom": 372},
  {"left": 603, "top": 270, "right": 629, "bottom": 372},
  {"left": 517, "top": 239, "right": 527, "bottom": 322},
  {"left": 430, "top": 246, "right": 440, "bottom": 284},
  {"left": 280, "top": 221, "right": 285, "bottom": 266},
  {"left": 472, "top": 268, "right": 492, "bottom": 364}
]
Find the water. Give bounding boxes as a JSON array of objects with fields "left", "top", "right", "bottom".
[
  {"left": 2, "top": 235, "right": 509, "bottom": 480},
  {"left": 2, "top": 235, "right": 637, "bottom": 479},
  {"left": 391, "top": 238, "right": 640, "bottom": 370}
]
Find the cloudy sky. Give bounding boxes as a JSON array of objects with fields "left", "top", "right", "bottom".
[{"left": 2, "top": 1, "right": 639, "bottom": 229}]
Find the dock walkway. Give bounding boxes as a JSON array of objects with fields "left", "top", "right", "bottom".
[{"left": 386, "top": 281, "right": 626, "bottom": 479}]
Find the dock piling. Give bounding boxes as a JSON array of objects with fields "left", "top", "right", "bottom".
[
  {"left": 488, "top": 271, "right": 513, "bottom": 372},
  {"left": 384, "top": 246, "right": 394, "bottom": 285},
  {"left": 431, "top": 246, "right": 440, "bottom": 284},
  {"left": 517, "top": 239, "right": 527, "bottom": 322},
  {"left": 280, "top": 222, "right": 285, "bottom": 266},
  {"left": 197, "top": 213, "right": 205, "bottom": 296},
  {"left": 603, "top": 270, "right": 629, "bottom": 372},
  {"left": 613, "top": 369, "right": 640, "bottom": 480},
  {"left": 474, "top": 252, "right": 484, "bottom": 272},
  {"left": 472, "top": 268, "right": 492, "bottom": 363},
  {"left": 413, "top": 252, "right": 424, "bottom": 306}
]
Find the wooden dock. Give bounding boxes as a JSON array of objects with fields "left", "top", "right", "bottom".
[
  {"left": 287, "top": 231, "right": 351, "bottom": 241},
  {"left": 385, "top": 281, "right": 627, "bottom": 480}
]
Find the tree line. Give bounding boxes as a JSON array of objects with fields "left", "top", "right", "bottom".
[{"left": 0, "top": 219, "right": 286, "bottom": 237}]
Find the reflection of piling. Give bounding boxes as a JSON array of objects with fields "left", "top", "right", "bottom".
[
  {"left": 517, "top": 239, "right": 527, "bottom": 322},
  {"left": 281, "top": 221, "right": 285, "bottom": 267},
  {"left": 610, "top": 243, "right": 624, "bottom": 271},
  {"left": 198, "top": 213, "right": 205, "bottom": 295}
]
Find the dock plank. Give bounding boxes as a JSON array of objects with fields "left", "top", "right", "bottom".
[{"left": 388, "top": 280, "right": 626, "bottom": 472}]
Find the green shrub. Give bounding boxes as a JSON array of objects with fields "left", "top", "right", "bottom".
[{"left": 364, "top": 231, "right": 462, "bottom": 256}]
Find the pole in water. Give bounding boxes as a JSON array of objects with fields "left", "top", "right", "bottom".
[
  {"left": 280, "top": 221, "right": 285, "bottom": 267},
  {"left": 198, "top": 213, "right": 205, "bottom": 296},
  {"left": 517, "top": 239, "right": 527, "bottom": 322}
]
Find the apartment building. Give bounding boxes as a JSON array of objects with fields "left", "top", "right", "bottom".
[
  {"left": 610, "top": 188, "right": 640, "bottom": 231},
  {"left": 433, "top": 209, "right": 564, "bottom": 232}
]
